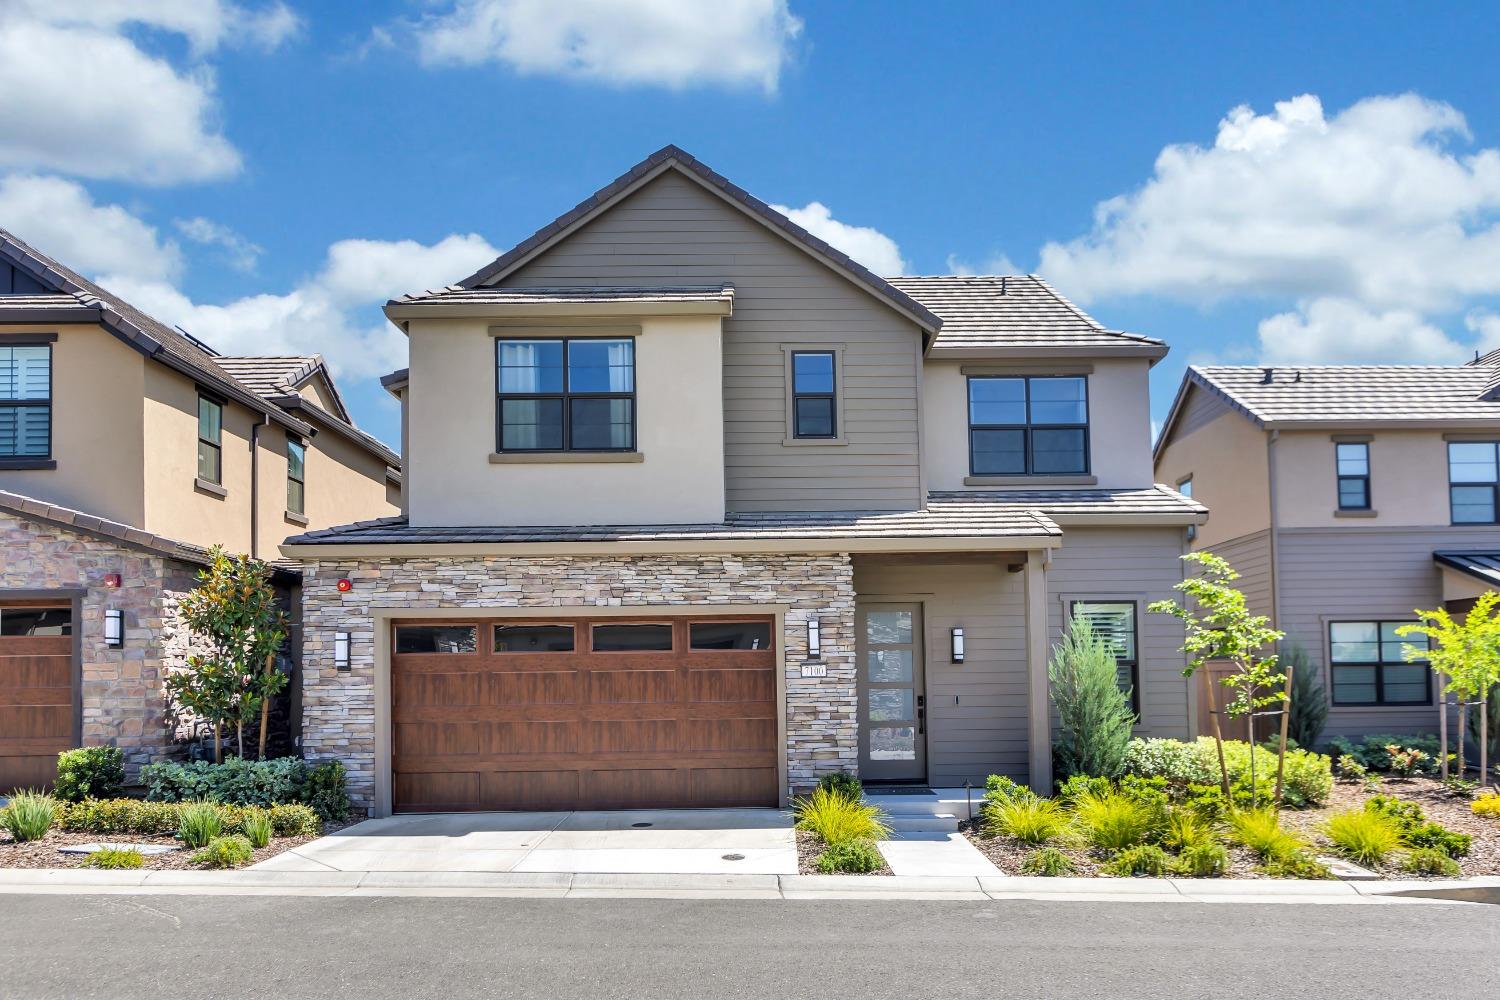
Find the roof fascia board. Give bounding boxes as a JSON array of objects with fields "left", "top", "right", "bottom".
[
  {"left": 384, "top": 297, "right": 734, "bottom": 322},
  {"left": 1047, "top": 511, "right": 1208, "bottom": 527},
  {"left": 280, "top": 533, "right": 1063, "bottom": 559},
  {"left": 929, "top": 344, "right": 1169, "bottom": 362},
  {"left": 271, "top": 395, "right": 400, "bottom": 466},
  {"left": 0, "top": 306, "right": 103, "bottom": 324},
  {"left": 1153, "top": 369, "right": 1268, "bottom": 463}
]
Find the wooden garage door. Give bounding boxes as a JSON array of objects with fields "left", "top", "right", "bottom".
[
  {"left": 0, "top": 602, "right": 75, "bottom": 794},
  {"left": 391, "top": 616, "right": 778, "bottom": 812}
]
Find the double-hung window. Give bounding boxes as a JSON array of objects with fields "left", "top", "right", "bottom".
[
  {"left": 197, "top": 395, "right": 222, "bottom": 484},
  {"left": 0, "top": 343, "right": 50, "bottom": 459},
  {"left": 1178, "top": 476, "right": 1195, "bottom": 542},
  {"left": 1448, "top": 441, "right": 1499, "bottom": 524},
  {"left": 1328, "top": 621, "right": 1430, "bottom": 706},
  {"left": 1336, "top": 442, "right": 1371, "bottom": 510},
  {"left": 790, "top": 351, "right": 837, "bottom": 439},
  {"left": 1070, "top": 600, "right": 1140, "bottom": 714},
  {"left": 286, "top": 436, "right": 306, "bottom": 515},
  {"left": 968, "top": 375, "right": 1088, "bottom": 475},
  {"left": 496, "top": 337, "right": 635, "bottom": 452}
]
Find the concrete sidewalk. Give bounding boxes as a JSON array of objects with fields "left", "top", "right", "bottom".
[{"left": 0, "top": 868, "right": 1494, "bottom": 903}]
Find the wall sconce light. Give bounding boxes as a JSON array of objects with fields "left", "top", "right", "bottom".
[
  {"left": 806, "top": 618, "right": 821, "bottom": 660},
  {"left": 104, "top": 609, "right": 124, "bottom": 648},
  {"left": 334, "top": 631, "right": 351, "bottom": 672},
  {"left": 951, "top": 627, "right": 965, "bottom": 663}
]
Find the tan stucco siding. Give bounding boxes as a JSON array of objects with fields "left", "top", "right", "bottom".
[
  {"left": 924, "top": 357, "right": 1155, "bottom": 490},
  {"left": 0, "top": 323, "right": 146, "bottom": 526},
  {"left": 296, "top": 373, "right": 342, "bottom": 415},
  {"left": 499, "top": 170, "right": 924, "bottom": 513},
  {"left": 1274, "top": 428, "right": 1475, "bottom": 529},
  {"left": 1155, "top": 385, "right": 1271, "bottom": 548},
  {"left": 293, "top": 422, "right": 398, "bottom": 538},
  {"left": 405, "top": 314, "right": 726, "bottom": 527}
]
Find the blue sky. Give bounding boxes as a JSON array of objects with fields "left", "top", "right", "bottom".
[{"left": 6, "top": 1, "right": 1500, "bottom": 448}]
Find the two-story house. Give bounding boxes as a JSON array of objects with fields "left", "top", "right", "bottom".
[
  {"left": 284, "top": 146, "right": 1205, "bottom": 816},
  {"left": 0, "top": 228, "right": 400, "bottom": 790},
  {"left": 1154, "top": 363, "right": 1500, "bottom": 742}
]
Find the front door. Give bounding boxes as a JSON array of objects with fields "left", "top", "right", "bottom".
[{"left": 856, "top": 603, "right": 926, "bottom": 783}]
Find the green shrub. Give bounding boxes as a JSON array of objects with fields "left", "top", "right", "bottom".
[
  {"left": 1364, "top": 795, "right": 1470, "bottom": 858},
  {"left": 1282, "top": 643, "right": 1328, "bottom": 750},
  {"left": 1326, "top": 734, "right": 1442, "bottom": 773},
  {"left": 1257, "top": 850, "right": 1334, "bottom": 879},
  {"left": 1124, "top": 737, "right": 1333, "bottom": 807},
  {"left": 1104, "top": 843, "right": 1172, "bottom": 876},
  {"left": 304, "top": 761, "right": 351, "bottom": 822},
  {"left": 1183, "top": 783, "right": 1229, "bottom": 822},
  {"left": 983, "top": 774, "right": 1032, "bottom": 805},
  {"left": 816, "top": 771, "right": 862, "bottom": 801},
  {"left": 814, "top": 838, "right": 884, "bottom": 874},
  {"left": 1123, "top": 738, "right": 1205, "bottom": 786},
  {"left": 61, "top": 798, "right": 181, "bottom": 835},
  {"left": 1072, "top": 790, "right": 1158, "bottom": 853},
  {"left": 1162, "top": 810, "right": 1214, "bottom": 852},
  {"left": 1019, "top": 847, "right": 1076, "bottom": 876},
  {"left": 1, "top": 790, "right": 57, "bottom": 842},
  {"left": 241, "top": 808, "right": 273, "bottom": 849},
  {"left": 1049, "top": 616, "right": 1136, "bottom": 780},
  {"left": 81, "top": 847, "right": 144, "bottom": 870},
  {"left": 1174, "top": 841, "right": 1229, "bottom": 877},
  {"left": 1403, "top": 847, "right": 1461, "bottom": 877},
  {"left": 984, "top": 795, "right": 1070, "bottom": 845},
  {"left": 1334, "top": 756, "right": 1368, "bottom": 782},
  {"left": 1228, "top": 808, "right": 1305, "bottom": 862},
  {"left": 267, "top": 803, "right": 321, "bottom": 838},
  {"left": 794, "top": 787, "right": 890, "bottom": 845},
  {"left": 177, "top": 801, "right": 223, "bottom": 849},
  {"left": 1055, "top": 774, "right": 1112, "bottom": 803},
  {"left": 1325, "top": 808, "right": 1404, "bottom": 866},
  {"left": 192, "top": 834, "right": 253, "bottom": 869},
  {"left": 1118, "top": 774, "right": 1172, "bottom": 828},
  {"left": 54, "top": 747, "right": 124, "bottom": 803},
  {"left": 142, "top": 756, "right": 309, "bottom": 807}
]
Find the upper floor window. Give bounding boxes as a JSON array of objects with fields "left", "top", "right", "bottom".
[
  {"left": 1329, "top": 621, "right": 1429, "bottom": 706},
  {"left": 0, "top": 344, "right": 50, "bottom": 458},
  {"left": 790, "top": 351, "right": 837, "bottom": 439},
  {"left": 286, "top": 436, "right": 306, "bottom": 515},
  {"left": 496, "top": 337, "right": 635, "bottom": 452},
  {"left": 197, "top": 394, "right": 222, "bottom": 484},
  {"left": 1448, "top": 441, "right": 1498, "bottom": 524},
  {"left": 1336, "top": 442, "right": 1371, "bottom": 510},
  {"left": 1178, "top": 476, "right": 1195, "bottom": 542},
  {"left": 1069, "top": 600, "right": 1139, "bottom": 714},
  {"left": 968, "top": 375, "right": 1088, "bottom": 476}
]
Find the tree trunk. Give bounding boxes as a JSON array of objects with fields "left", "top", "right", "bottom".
[
  {"left": 1439, "top": 686, "right": 1449, "bottom": 781},
  {"left": 1458, "top": 702, "right": 1468, "bottom": 779},
  {"left": 1482, "top": 689, "right": 1490, "bottom": 789},
  {"left": 258, "top": 652, "right": 273, "bottom": 761},
  {"left": 213, "top": 719, "right": 222, "bottom": 763},
  {"left": 236, "top": 718, "right": 244, "bottom": 761},
  {"left": 1202, "top": 670, "right": 1231, "bottom": 798},
  {"left": 1274, "top": 663, "right": 1294, "bottom": 811}
]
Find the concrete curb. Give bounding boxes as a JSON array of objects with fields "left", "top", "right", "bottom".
[{"left": 0, "top": 869, "right": 1495, "bottom": 902}]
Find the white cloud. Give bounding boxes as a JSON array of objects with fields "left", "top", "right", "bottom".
[
  {"left": 406, "top": 0, "right": 802, "bottom": 93},
  {"left": 771, "top": 201, "right": 906, "bottom": 276},
  {"left": 1036, "top": 93, "right": 1500, "bottom": 363},
  {"left": 0, "top": 3, "right": 297, "bottom": 184},
  {"left": 175, "top": 217, "right": 262, "bottom": 273},
  {"left": 944, "top": 252, "right": 1020, "bottom": 277},
  {"left": 0, "top": 174, "right": 181, "bottom": 282}
]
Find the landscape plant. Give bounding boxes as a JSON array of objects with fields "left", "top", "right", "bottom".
[
  {"left": 814, "top": 838, "right": 884, "bottom": 874},
  {"left": 1403, "top": 848, "right": 1461, "bottom": 877},
  {"left": 1324, "top": 809, "right": 1404, "bottom": 866},
  {"left": 792, "top": 786, "right": 890, "bottom": 845},
  {"left": 53, "top": 747, "right": 125, "bottom": 803},
  {"left": 177, "top": 801, "right": 224, "bottom": 849},
  {"left": 1104, "top": 843, "right": 1172, "bottom": 876},
  {"left": 241, "top": 808, "right": 273, "bottom": 849},
  {"left": 816, "top": 771, "right": 862, "bottom": 800},
  {"left": 1365, "top": 796, "right": 1469, "bottom": 858},
  {"left": 81, "top": 847, "right": 145, "bottom": 870},
  {"left": 267, "top": 803, "right": 321, "bottom": 838},
  {"left": 1282, "top": 643, "right": 1328, "bottom": 750},
  {"left": 984, "top": 794, "right": 1070, "bottom": 845},
  {"left": 1071, "top": 789, "right": 1158, "bottom": 852},
  {"left": 1397, "top": 591, "right": 1500, "bottom": 785},
  {"left": 1019, "top": 847, "right": 1075, "bottom": 876},
  {"left": 1475, "top": 793, "right": 1500, "bottom": 818},
  {"left": 0, "top": 790, "right": 57, "bottom": 842},
  {"left": 1228, "top": 808, "right": 1305, "bottom": 863},
  {"left": 1122, "top": 737, "right": 1333, "bottom": 808},
  {"left": 1047, "top": 615, "right": 1136, "bottom": 781},
  {"left": 1385, "top": 745, "right": 1428, "bottom": 781},
  {"left": 1149, "top": 552, "right": 1289, "bottom": 806},
  {"left": 1174, "top": 841, "right": 1229, "bottom": 877},
  {"left": 192, "top": 834, "right": 254, "bottom": 869}
]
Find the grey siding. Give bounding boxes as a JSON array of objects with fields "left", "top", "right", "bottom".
[
  {"left": 1275, "top": 525, "right": 1500, "bottom": 740},
  {"left": 852, "top": 558, "right": 1028, "bottom": 785},
  {"left": 500, "top": 171, "right": 923, "bottom": 512},
  {"left": 1047, "top": 527, "right": 1192, "bottom": 739},
  {"left": 1177, "top": 383, "right": 1232, "bottom": 439},
  {"left": 1209, "top": 530, "right": 1274, "bottom": 622}
]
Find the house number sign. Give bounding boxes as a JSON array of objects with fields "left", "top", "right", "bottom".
[{"left": 800, "top": 663, "right": 827, "bottom": 678}]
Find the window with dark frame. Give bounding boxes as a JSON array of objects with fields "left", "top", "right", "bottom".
[
  {"left": 1328, "top": 621, "right": 1430, "bottom": 706},
  {"left": 968, "top": 375, "right": 1089, "bottom": 476},
  {"left": 1448, "top": 441, "right": 1499, "bottom": 524},
  {"left": 0, "top": 344, "right": 51, "bottom": 458},
  {"left": 286, "top": 436, "right": 306, "bottom": 515},
  {"left": 496, "top": 337, "right": 635, "bottom": 452},
  {"left": 196, "top": 394, "right": 222, "bottom": 484},
  {"left": 1069, "top": 600, "right": 1140, "bottom": 714},
  {"left": 1178, "top": 476, "right": 1195, "bottom": 542},
  {"left": 790, "top": 351, "right": 837, "bottom": 439},
  {"left": 1336, "top": 442, "right": 1371, "bottom": 510}
]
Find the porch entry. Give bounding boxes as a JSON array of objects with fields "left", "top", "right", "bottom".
[{"left": 856, "top": 603, "right": 926, "bottom": 783}]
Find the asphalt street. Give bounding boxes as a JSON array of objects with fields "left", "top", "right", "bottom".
[{"left": 1, "top": 894, "right": 1495, "bottom": 999}]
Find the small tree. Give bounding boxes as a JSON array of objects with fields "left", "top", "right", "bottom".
[
  {"left": 1282, "top": 642, "right": 1328, "bottom": 750},
  {"left": 1149, "top": 552, "right": 1287, "bottom": 806},
  {"left": 1397, "top": 591, "right": 1500, "bottom": 787},
  {"left": 1049, "top": 616, "right": 1136, "bottom": 781},
  {"left": 166, "top": 547, "right": 288, "bottom": 762}
]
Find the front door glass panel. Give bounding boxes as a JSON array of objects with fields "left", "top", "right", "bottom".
[{"left": 857, "top": 604, "right": 925, "bottom": 782}]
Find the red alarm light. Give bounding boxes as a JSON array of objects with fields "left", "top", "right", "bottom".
[
  {"left": 103, "top": 573, "right": 122, "bottom": 589},
  {"left": 336, "top": 579, "right": 353, "bottom": 592}
]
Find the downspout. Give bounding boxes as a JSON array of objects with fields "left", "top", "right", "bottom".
[
  {"left": 250, "top": 413, "right": 269, "bottom": 559},
  {"left": 1266, "top": 428, "right": 1281, "bottom": 629}
]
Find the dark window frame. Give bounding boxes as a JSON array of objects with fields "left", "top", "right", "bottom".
[
  {"left": 196, "top": 392, "right": 223, "bottom": 485},
  {"left": 1068, "top": 599, "right": 1140, "bottom": 715},
  {"left": 1177, "top": 475, "right": 1196, "bottom": 542},
  {"left": 1447, "top": 440, "right": 1500, "bottom": 525},
  {"left": 495, "top": 336, "right": 637, "bottom": 453},
  {"left": 1328, "top": 619, "right": 1432, "bottom": 707},
  {"left": 790, "top": 350, "right": 837, "bottom": 440},
  {"left": 590, "top": 622, "right": 674, "bottom": 652},
  {"left": 286, "top": 435, "right": 307, "bottom": 515},
  {"left": 1335, "top": 441, "right": 1371, "bottom": 511},
  {"left": 967, "top": 375, "right": 1090, "bottom": 476},
  {"left": 0, "top": 341, "right": 52, "bottom": 460}
]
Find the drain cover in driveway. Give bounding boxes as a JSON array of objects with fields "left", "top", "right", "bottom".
[{"left": 631, "top": 822, "right": 653, "bottom": 828}]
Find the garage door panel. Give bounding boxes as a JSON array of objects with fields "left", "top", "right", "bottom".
[
  {"left": 691, "top": 767, "right": 778, "bottom": 807},
  {"left": 0, "top": 656, "right": 72, "bottom": 689},
  {"left": 686, "top": 666, "right": 776, "bottom": 703},
  {"left": 490, "top": 670, "right": 579, "bottom": 705},
  {"left": 581, "top": 767, "right": 687, "bottom": 809},
  {"left": 0, "top": 754, "right": 62, "bottom": 792},
  {"left": 393, "top": 770, "right": 480, "bottom": 812},
  {"left": 0, "top": 610, "right": 74, "bottom": 794},
  {"left": 395, "top": 720, "right": 482, "bottom": 757},
  {"left": 587, "top": 669, "right": 676, "bottom": 705},
  {"left": 0, "top": 705, "right": 71, "bottom": 739},
  {"left": 0, "top": 685, "right": 72, "bottom": 708},
  {"left": 488, "top": 720, "right": 579, "bottom": 756},
  {"left": 481, "top": 770, "right": 578, "bottom": 811},
  {"left": 590, "top": 718, "right": 678, "bottom": 754},
  {"left": 683, "top": 717, "right": 776, "bottom": 753},
  {"left": 395, "top": 671, "right": 483, "bottom": 708}
]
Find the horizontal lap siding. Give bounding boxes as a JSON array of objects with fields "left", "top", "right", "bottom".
[
  {"left": 502, "top": 171, "right": 923, "bottom": 512},
  {"left": 1210, "top": 531, "right": 1274, "bottom": 622}
]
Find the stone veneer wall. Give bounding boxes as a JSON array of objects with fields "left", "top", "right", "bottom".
[
  {"left": 299, "top": 553, "right": 858, "bottom": 814},
  {"left": 0, "top": 510, "right": 199, "bottom": 779}
]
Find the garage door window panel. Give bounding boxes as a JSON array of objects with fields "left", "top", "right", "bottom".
[
  {"left": 592, "top": 623, "right": 673, "bottom": 652},
  {"left": 493, "top": 625, "right": 575, "bottom": 653},
  {"left": 395, "top": 625, "right": 478, "bottom": 654}
]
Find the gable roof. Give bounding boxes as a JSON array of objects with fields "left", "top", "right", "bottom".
[
  {"left": 215, "top": 355, "right": 352, "bottom": 423},
  {"left": 446, "top": 145, "right": 943, "bottom": 336},
  {"left": 889, "top": 275, "right": 1166, "bottom": 358}
]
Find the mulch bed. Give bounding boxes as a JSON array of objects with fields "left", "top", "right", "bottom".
[
  {"left": 794, "top": 829, "right": 893, "bottom": 876},
  {"left": 961, "top": 775, "right": 1500, "bottom": 879},
  {"left": 0, "top": 823, "right": 348, "bottom": 871}
]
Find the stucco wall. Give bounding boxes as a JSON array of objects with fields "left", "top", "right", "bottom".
[
  {"left": 1274, "top": 428, "right": 1466, "bottom": 529},
  {"left": 1154, "top": 384, "right": 1272, "bottom": 548}
]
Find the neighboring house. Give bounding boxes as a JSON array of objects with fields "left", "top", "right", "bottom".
[
  {"left": 0, "top": 229, "right": 400, "bottom": 791},
  {"left": 284, "top": 145, "right": 1205, "bottom": 816},
  {"left": 1154, "top": 362, "right": 1500, "bottom": 742}
]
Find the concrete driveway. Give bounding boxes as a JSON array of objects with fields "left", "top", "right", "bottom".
[{"left": 252, "top": 808, "right": 798, "bottom": 876}]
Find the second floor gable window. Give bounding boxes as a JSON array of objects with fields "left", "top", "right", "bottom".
[
  {"left": 791, "top": 351, "right": 837, "bottom": 439},
  {"left": 197, "top": 394, "right": 222, "bottom": 484},
  {"left": 1335, "top": 441, "right": 1371, "bottom": 510},
  {"left": 0, "top": 343, "right": 50, "bottom": 458},
  {"left": 968, "top": 375, "right": 1089, "bottom": 476},
  {"left": 497, "top": 337, "right": 636, "bottom": 452},
  {"left": 1449, "top": 441, "right": 1499, "bottom": 524}
]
